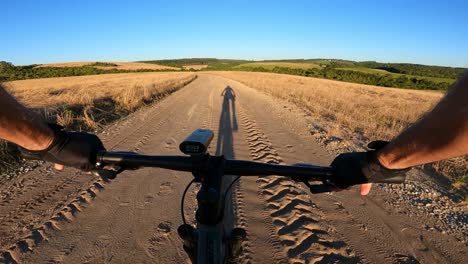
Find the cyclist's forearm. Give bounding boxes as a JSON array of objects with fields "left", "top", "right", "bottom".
[
  {"left": 377, "top": 72, "right": 468, "bottom": 169},
  {"left": 0, "top": 85, "right": 53, "bottom": 150}
]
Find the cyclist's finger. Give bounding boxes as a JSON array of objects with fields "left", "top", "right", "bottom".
[
  {"left": 54, "top": 163, "right": 64, "bottom": 171},
  {"left": 360, "top": 183, "right": 372, "bottom": 195}
]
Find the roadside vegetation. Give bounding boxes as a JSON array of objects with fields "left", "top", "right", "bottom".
[
  {"left": 88, "top": 62, "right": 118, "bottom": 67},
  {"left": 231, "top": 65, "right": 454, "bottom": 90},
  {"left": 142, "top": 58, "right": 247, "bottom": 68},
  {"left": 220, "top": 60, "right": 462, "bottom": 90},
  {"left": 4, "top": 59, "right": 464, "bottom": 91},
  {"left": 0, "top": 61, "right": 179, "bottom": 82},
  {"left": 0, "top": 72, "right": 197, "bottom": 171},
  {"left": 234, "top": 62, "right": 320, "bottom": 70},
  {"left": 1, "top": 58, "right": 465, "bottom": 187},
  {"left": 144, "top": 58, "right": 465, "bottom": 90},
  {"left": 207, "top": 71, "right": 467, "bottom": 197}
]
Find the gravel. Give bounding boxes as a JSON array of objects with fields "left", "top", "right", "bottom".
[{"left": 308, "top": 124, "right": 468, "bottom": 245}]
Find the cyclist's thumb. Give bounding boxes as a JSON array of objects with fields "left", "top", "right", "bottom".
[
  {"left": 360, "top": 183, "right": 372, "bottom": 195},
  {"left": 54, "top": 163, "right": 64, "bottom": 171}
]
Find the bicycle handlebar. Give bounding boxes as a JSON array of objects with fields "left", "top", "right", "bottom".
[
  {"left": 97, "top": 151, "right": 333, "bottom": 180},
  {"left": 95, "top": 150, "right": 408, "bottom": 195}
]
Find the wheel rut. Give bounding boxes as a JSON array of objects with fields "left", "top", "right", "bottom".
[{"left": 237, "top": 105, "right": 358, "bottom": 264}]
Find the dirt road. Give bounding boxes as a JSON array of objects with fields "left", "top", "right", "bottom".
[{"left": 0, "top": 74, "right": 465, "bottom": 263}]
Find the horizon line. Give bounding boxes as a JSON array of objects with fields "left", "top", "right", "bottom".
[{"left": 9, "top": 57, "right": 467, "bottom": 69}]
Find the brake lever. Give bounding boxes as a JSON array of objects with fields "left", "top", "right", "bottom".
[
  {"left": 308, "top": 184, "right": 335, "bottom": 193},
  {"left": 291, "top": 175, "right": 336, "bottom": 194},
  {"left": 94, "top": 151, "right": 142, "bottom": 181},
  {"left": 92, "top": 166, "right": 125, "bottom": 182},
  {"left": 292, "top": 177, "right": 335, "bottom": 193},
  {"left": 289, "top": 163, "right": 336, "bottom": 194}
]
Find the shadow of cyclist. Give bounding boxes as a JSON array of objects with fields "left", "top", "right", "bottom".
[
  {"left": 215, "top": 86, "right": 238, "bottom": 158},
  {"left": 214, "top": 85, "right": 240, "bottom": 237}
]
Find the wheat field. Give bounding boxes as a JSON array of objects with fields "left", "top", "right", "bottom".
[
  {"left": 35, "top": 61, "right": 179, "bottom": 70},
  {"left": 208, "top": 71, "right": 443, "bottom": 140},
  {"left": 206, "top": 71, "right": 465, "bottom": 187},
  {"left": 3, "top": 72, "right": 196, "bottom": 129},
  {"left": 182, "top": 65, "right": 209, "bottom": 70}
]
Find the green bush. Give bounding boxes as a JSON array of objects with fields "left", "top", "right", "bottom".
[
  {"left": 0, "top": 62, "right": 175, "bottom": 82},
  {"left": 89, "top": 62, "right": 118, "bottom": 67},
  {"left": 356, "top": 61, "right": 465, "bottom": 79},
  {"left": 232, "top": 66, "right": 455, "bottom": 90}
]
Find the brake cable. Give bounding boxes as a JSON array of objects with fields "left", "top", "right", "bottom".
[
  {"left": 223, "top": 176, "right": 240, "bottom": 207},
  {"left": 181, "top": 179, "right": 196, "bottom": 225},
  {"left": 180, "top": 175, "right": 240, "bottom": 226}
]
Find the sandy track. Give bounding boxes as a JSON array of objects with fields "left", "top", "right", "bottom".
[{"left": 0, "top": 74, "right": 465, "bottom": 263}]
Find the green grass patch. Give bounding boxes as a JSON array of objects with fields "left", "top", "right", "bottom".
[{"left": 452, "top": 175, "right": 468, "bottom": 189}]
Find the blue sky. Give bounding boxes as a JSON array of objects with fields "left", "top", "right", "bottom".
[{"left": 2, "top": 0, "right": 467, "bottom": 67}]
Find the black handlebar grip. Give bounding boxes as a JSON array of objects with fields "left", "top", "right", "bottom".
[
  {"left": 364, "top": 140, "right": 407, "bottom": 184},
  {"left": 361, "top": 160, "right": 409, "bottom": 185},
  {"left": 365, "top": 174, "right": 407, "bottom": 184}
]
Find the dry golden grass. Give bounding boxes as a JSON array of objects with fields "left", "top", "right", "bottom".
[
  {"left": 208, "top": 71, "right": 442, "bottom": 140},
  {"left": 182, "top": 65, "right": 209, "bottom": 70},
  {"left": 207, "top": 71, "right": 466, "bottom": 189},
  {"left": 35, "top": 61, "right": 179, "bottom": 71},
  {"left": 3, "top": 72, "right": 196, "bottom": 129}
]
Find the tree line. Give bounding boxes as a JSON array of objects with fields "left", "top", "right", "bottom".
[
  {"left": 232, "top": 65, "right": 455, "bottom": 90},
  {"left": 0, "top": 61, "right": 172, "bottom": 82},
  {"left": 355, "top": 61, "right": 465, "bottom": 79}
]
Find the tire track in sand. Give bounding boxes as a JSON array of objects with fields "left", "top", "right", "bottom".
[
  {"left": 0, "top": 80, "right": 200, "bottom": 264},
  {"left": 231, "top": 177, "right": 254, "bottom": 264},
  {"left": 238, "top": 106, "right": 358, "bottom": 264},
  {"left": 0, "top": 76, "right": 195, "bottom": 213},
  {"left": 48, "top": 83, "right": 209, "bottom": 264},
  {"left": 0, "top": 180, "right": 105, "bottom": 264}
]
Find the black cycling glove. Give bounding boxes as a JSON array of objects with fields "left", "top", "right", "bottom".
[
  {"left": 330, "top": 141, "right": 409, "bottom": 189},
  {"left": 20, "top": 124, "right": 105, "bottom": 171}
]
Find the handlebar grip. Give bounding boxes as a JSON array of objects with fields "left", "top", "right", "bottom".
[
  {"left": 361, "top": 163, "right": 409, "bottom": 185},
  {"left": 370, "top": 175, "right": 406, "bottom": 184}
]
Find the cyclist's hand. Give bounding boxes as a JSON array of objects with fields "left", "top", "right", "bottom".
[
  {"left": 20, "top": 124, "right": 105, "bottom": 171},
  {"left": 330, "top": 141, "right": 408, "bottom": 195}
]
